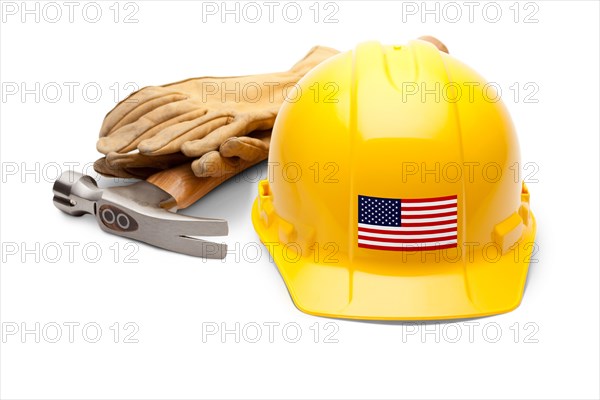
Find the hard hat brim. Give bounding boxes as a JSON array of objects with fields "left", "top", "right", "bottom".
[{"left": 252, "top": 199, "right": 537, "bottom": 321}]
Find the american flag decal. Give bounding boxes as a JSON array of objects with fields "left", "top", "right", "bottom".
[{"left": 358, "top": 194, "right": 458, "bottom": 251}]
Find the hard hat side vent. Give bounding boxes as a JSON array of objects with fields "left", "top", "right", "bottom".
[
  {"left": 493, "top": 213, "right": 524, "bottom": 254},
  {"left": 257, "top": 180, "right": 275, "bottom": 228},
  {"left": 493, "top": 183, "right": 532, "bottom": 254}
]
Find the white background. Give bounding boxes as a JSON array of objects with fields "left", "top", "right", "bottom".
[{"left": 1, "top": 1, "right": 599, "bottom": 399}]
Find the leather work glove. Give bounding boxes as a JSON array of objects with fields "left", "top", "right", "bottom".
[
  {"left": 95, "top": 46, "right": 339, "bottom": 178},
  {"left": 190, "top": 129, "right": 271, "bottom": 177},
  {"left": 94, "top": 130, "right": 271, "bottom": 180},
  {"left": 94, "top": 37, "right": 447, "bottom": 179},
  {"left": 93, "top": 152, "right": 192, "bottom": 179}
]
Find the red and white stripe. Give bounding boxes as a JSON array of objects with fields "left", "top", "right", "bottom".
[{"left": 358, "top": 195, "right": 458, "bottom": 251}]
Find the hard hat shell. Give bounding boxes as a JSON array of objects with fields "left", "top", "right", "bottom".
[{"left": 251, "top": 40, "right": 536, "bottom": 320}]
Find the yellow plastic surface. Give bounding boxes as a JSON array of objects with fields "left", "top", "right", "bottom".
[{"left": 251, "top": 40, "right": 537, "bottom": 320}]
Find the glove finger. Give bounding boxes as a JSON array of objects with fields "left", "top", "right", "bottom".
[
  {"left": 219, "top": 132, "right": 271, "bottom": 162},
  {"left": 93, "top": 157, "right": 157, "bottom": 180},
  {"left": 100, "top": 87, "right": 187, "bottom": 137},
  {"left": 190, "top": 151, "right": 241, "bottom": 178},
  {"left": 190, "top": 131, "right": 272, "bottom": 177},
  {"left": 191, "top": 151, "right": 265, "bottom": 178},
  {"left": 97, "top": 101, "right": 205, "bottom": 154},
  {"left": 181, "top": 109, "right": 276, "bottom": 157},
  {"left": 105, "top": 151, "right": 192, "bottom": 169},
  {"left": 107, "top": 94, "right": 189, "bottom": 137},
  {"left": 119, "top": 107, "right": 209, "bottom": 154},
  {"left": 137, "top": 111, "right": 230, "bottom": 156},
  {"left": 94, "top": 157, "right": 132, "bottom": 178}
]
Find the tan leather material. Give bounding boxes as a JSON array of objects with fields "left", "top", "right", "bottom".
[
  {"left": 96, "top": 46, "right": 339, "bottom": 159},
  {"left": 94, "top": 153, "right": 192, "bottom": 180},
  {"left": 191, "top": 130, "right": 271, "bottom": 177},
  {"left": 220, "top": 131, "right": 271, "bottom": 161},
  {"left": 418, "top": 36, "right": 449, "bottom": 53},
  {"left": 93, "top": 157, "right": 150, "bottom": 179},
  {"left": 95, "top": 128, "right": 271, "bottom": 180}
]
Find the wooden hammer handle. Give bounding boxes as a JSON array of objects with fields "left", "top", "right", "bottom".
[{"left": 146, "top": 160, "right": 261, "bottom": 210}]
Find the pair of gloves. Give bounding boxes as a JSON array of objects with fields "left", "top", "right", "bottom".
[
  {"left": 95, "top": 37, "right": 448, "bottom": 191},
  {"left": 95, "top": 46, "right": 339, "bottom": 180}
]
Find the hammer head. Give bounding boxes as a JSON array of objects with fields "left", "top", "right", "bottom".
[
  {"left": 53, "top": 171, "right": 102, "bottom": 216},
  {"left": 53, "top": 171, "right": 228, "bottom": 259}
]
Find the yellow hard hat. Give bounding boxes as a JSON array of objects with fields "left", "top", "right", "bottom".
[{"left": 251, "top": 40, "right": 536, "bottom": 320}]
